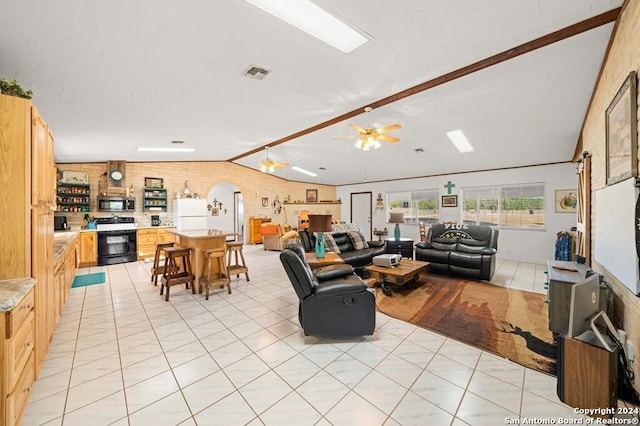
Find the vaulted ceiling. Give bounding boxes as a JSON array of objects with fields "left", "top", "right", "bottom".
[{"left": 0, "top": 1, "right": 622, "bottom": 185}]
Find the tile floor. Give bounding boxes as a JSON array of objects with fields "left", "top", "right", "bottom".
[{"left": 22, "top": 249, "right": 588, "bottom": 425}]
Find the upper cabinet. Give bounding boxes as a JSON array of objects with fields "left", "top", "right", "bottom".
[{"left": 31, "top": 106, "right": 55, "bottom": 208}]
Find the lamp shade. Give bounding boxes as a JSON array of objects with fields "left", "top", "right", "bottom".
[
  {"left": 388, "top": 212, "right": 405, "bottom": 224},
  {"left": 308, "top": 214, "right": 332, "bottom": 233}
]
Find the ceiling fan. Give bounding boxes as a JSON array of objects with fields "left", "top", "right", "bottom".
[
  {"left": 334, "top": 107, "right": 401, "bottom": 151},
  {"left": 259, "top": 147, "right": 289, "bottom": 173}
]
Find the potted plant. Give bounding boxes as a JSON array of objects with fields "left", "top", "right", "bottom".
[{"left": 0, "top": 77, "right": 33, "bottom": 99}]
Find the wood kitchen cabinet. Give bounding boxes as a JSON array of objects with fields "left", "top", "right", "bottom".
[
  {"left": 0, "top": 93, "right": 56, "bottom": 425},
  {"left": 137, "top": 227, "right": 176, "bottom": 260},
  {"left": 249, "top": 217, "right": 271, "bottom": 244},
  {"left": 79, "top": 231, "right": 98, "bottom": 267},
  {"left": 1, "top": 284, "right": 36, "bottom": 426}
]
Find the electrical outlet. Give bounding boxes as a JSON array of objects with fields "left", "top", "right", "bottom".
[{"left": 627, "top": 341, "right": 635, "bottom": 362}]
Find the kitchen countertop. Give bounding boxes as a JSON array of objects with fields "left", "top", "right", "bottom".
[
  {"left": 170, "top": 229, "right": 237, "bottom": 239},
  {"left": 54, "top": 231, "right": 79, "bottom": 259},
  {"left": 136, "top": 225, "right": 176, "bottom": 230},
  {"left": 0, "top": 277, "right": 36, "bottom": 312}
]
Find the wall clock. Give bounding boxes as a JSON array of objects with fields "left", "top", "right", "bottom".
[{"left": 110, "top": 170, "right": 124, "bottom": 182}]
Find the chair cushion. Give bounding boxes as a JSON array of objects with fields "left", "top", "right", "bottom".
[
  {"left": 347, "top": 231, "right": 369, "bottom": 250},
  {"left": 261, "top": 224, "right": 279, "bottom": 235},
  {"left": 331, "top": 233, "right": 353, "bottom": 253},
  {"left": 323, "top": 234, "right": 341, "bottom": 253}
]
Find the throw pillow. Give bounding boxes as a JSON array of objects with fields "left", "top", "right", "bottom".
[
  {"left": 347, "top": 231, "right": 369, "bottom": 250},
  {"left": 323, "top": 233, "right": 341, "bottom": 254}
]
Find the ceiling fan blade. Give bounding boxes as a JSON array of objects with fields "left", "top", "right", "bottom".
[
  {"left": 376, "top": 134, "right": 400, "bottom": 143},
  {"left": 275, "top": 162, "right": 289, "bottom": 168},
  {"left": 377, "top": 124, "right": 402, "bottom": 133},
  {"left": 349, "top": 123, "right": 367, "bottom": 134},
  {"left": 333, "top": 135, "right": 360, "bottom": 140}
]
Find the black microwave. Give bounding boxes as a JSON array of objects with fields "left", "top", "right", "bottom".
[{"left": 97, "top": 196, "right": 136, "bottom": 212}]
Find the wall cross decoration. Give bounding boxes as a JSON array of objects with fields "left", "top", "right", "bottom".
[{"left": 444, "top": 180, "right": 456, "bottom": 194}]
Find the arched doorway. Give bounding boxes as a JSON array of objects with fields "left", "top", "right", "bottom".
[{"left": 207, "top": 182, "right": 243, "bottom": 241}]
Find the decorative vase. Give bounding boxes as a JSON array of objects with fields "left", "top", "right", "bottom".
[
  {"left": 315, "top": 232, "right": 326, "bottom": 258},
  {"left": 394, "top": 223, "right": 401, "bottom": 240}
]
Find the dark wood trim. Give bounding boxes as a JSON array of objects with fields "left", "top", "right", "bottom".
[
  {"left": 338, "top": 161, "right": 573, "bottom": 187},
  {"left": 228, "top": 8, "right": 621, "bottom": 163}
]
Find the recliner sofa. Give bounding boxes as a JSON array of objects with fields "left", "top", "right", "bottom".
[
  {"left": 298, "top": 229, "right": 385, "bottom": 268},
  {"left": 415, "top": 223, "right": 498, "bottom": 281}
]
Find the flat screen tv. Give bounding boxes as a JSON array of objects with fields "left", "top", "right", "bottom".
[{"left": 567, "top": 274, "right": 600, "bottom": 338}]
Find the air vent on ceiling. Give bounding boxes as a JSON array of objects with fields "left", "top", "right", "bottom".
[{"left": 243, "top": 65, "right": 272, "bottom": 80}]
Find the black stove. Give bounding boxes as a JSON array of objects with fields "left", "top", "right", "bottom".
[{"left": 95, "top": 217, "right": 137, "bottom": 265}]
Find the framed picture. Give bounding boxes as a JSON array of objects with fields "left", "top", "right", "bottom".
[
  {"left": 441, "top": 195, "right": 457, "bottom": 207},
  {"left": 261, "top": 197, "right": 268, "bottom": 208},
  {"left": 62, "top": 171, "right": 89, "bottom": 184},
  {"left": 144, "top": 177, "right": 164, "bottom": 188},
  {"left": 555, "top": 189, "right": 577, "bottom": 213},
  {"left": 306, "top": 189, "right": 318, "bottom": 203},
  {"left": 606, "top": 71, "right": 638, "bottom": 186}
]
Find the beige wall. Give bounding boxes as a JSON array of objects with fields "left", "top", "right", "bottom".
[
  {"left": 56, "top": 161, "right": 338, "bottom": 242},
  {"left": 580, "top": 0, "right": 640, "bottom": 393}
]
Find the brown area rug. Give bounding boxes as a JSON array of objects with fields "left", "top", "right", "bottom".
[{"left": 375, "top": 273, "right": 557, "bottom": 375}]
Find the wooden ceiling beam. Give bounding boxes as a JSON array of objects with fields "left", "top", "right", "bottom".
[{"left": 228, "top": 7, "right": 621, "bottom": 163}]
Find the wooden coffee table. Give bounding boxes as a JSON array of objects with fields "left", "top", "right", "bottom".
[
  {"left": 365, "top": 259, "right": 430, "bottom": 296},
  {"left": 305, "top": 252, "right": 344, "bottom": 268}
]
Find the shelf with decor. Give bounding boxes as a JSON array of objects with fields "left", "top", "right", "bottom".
[
  {"left": 143, "top": 187, "right": 168, "bottom": 211},
  {"left": 282, "top": 201, "right": 341, "bottom": 205},
  {"left": 56, "top": 182, "right": 91, "bottom": 212}
]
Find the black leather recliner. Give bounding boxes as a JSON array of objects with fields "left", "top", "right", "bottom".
[{"left": 279, "top": 244, "right": 376, "bottom": 337}]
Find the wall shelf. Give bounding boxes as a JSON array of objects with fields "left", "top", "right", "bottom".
[
  {"left": 56, "top": 182, "right": 91, "bottom": 212},
  {"left": 143, "top": 187, "right": 168, "bottom": 211}
]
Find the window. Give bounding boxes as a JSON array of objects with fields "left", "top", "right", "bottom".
[
  {"left": 462, "top": 183, "right": 545, "bottom": 229},
  {"left": 388, "top": 190, "right": 439, "bottom": 224}
]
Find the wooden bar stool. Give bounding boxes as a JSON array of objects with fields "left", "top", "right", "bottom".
[
  {"left": 226, "top": 241, "right": 249, "bottom": 282},
  {"left": 160, "top": 247, "right": 196, "bottom": 301},
  {"left": 200, "top": 248, "right": 230, "bottom": 300},
  {"left": 151, "top": 241, "right": 176, "bottom": 286}
]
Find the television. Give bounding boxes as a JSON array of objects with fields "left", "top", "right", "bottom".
[{"left": 567, "top": 274, "right": 600, "bottom": 338}]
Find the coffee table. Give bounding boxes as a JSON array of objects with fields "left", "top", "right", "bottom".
[
  {"left": 305, "top": 252, "right": 344, "bottom": 268},
  {"left": 365, "top": 259, "right": 430, "bottom": 296}
]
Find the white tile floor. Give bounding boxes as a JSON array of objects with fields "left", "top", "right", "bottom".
[{"left": 23, "top": 247, "right": 586, "bottom": 426}]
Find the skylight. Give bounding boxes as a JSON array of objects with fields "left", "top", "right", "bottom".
[
  {"left": 242, "top": 0, "right": 370, "bottom": 53},
  {"left": 446, "top": 130, "right": 474, "bottom": 153}
]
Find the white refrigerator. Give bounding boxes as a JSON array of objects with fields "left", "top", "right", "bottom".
[{"left": 173, "top": 199, "right": 208, "bottom": 231}]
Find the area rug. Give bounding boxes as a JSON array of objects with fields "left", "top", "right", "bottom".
[
  {"left": 375, "top": 274, "right": 557, "bottom": 375},
  {"left": 72, "top": 272, "right": 106, "bottom": 288}
]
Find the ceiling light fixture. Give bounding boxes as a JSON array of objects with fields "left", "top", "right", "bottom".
[
  {"left": 291, "top": 166, "right": 318, "bottom": 177},
  {"left": 137, "top": 147, "right": 195, "bottom": 152},
  {"left": 259, "top": 147, "right": 289, "bottom": 173},
  {"left": 242, "top": 0, "right": 370, "bottom": 54},
  {"left": 446, "top": 129, "right": 474, "bottom": 153}
]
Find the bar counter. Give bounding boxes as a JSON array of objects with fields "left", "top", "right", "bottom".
[{"left": 169, "top": 229, "right": 237, "bottom": 293}]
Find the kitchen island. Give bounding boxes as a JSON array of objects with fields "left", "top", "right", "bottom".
[{"left": 169, "top": 229, "right": 237, "bottom": 294}]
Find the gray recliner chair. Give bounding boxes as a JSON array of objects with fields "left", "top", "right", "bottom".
[{"left": 279, "top": 244, "right": 376, "bottom": 337}]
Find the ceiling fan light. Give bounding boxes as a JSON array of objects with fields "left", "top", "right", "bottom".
[
  {"left": 260, "top": 164, "right": 267, "bottom": 173},
  {"left": 269, "top": 165, "right": 275, "bottom": 173}
]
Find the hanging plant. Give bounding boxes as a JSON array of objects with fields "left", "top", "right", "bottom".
[{"left": 0, "top": 77, "right": 33, "bottom": 99}]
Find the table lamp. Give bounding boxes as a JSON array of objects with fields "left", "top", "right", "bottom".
[
  {"left": 389, "top": 212, "right": 404, "bottom": 240},
  {"left": 308, "top": 214, "right": 333, "bottom": 258}
]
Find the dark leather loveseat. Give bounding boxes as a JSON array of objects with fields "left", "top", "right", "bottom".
[
  {"left": 415, "top": 223, "right": 499, "bottom": 281},
  {"left": 298, "top": 229, "right": 385, "bottom": 268}
]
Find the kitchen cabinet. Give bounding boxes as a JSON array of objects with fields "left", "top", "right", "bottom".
[
  {"left": 249, "top": 217, "right": 271, "bottom": 244},
  {"left": 0, "top": 94, "right": 55, "bottom": 425},
  {"left": 56, "top": 182, "right": 91, "bottom": 212},
  {"left": 1, "top": 282, "right": 36, "bottom": 426},
  {"left": 137, "top": 227, "right": 176, "bottom": 260},
  {"left": 143, "top": 187, "right": 168, "bottom": 211},
  {"left": 79, "top": 231, "right": 98, "bottom": 267}
]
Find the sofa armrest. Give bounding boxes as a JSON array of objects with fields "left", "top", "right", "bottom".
[
  {"left": 313, "top": 276, "right": 368, "bottom": 298},
  {"left": 481, "top": 247, "right": 497, "bottom": 255},
  {"left": 415, "top": 242, "right": 432, "bottom": 249},
  {"left": 314, "top": 264, "right": 355, "bottom": 281},
  {"left": 367, "top": 240, "right": 385, "bottom": 248}
]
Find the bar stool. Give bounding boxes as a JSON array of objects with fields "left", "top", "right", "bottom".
[
  {"left": 160, "top": 247, "right": 196, "bottom": 301},
  {"left": 200, "top": 248, "right": 231, "bottom": 300},
  {"left": 151, "top": 241, "right": 176, "bottom": 286},
  {"left": 226, "top": 241, "right": 249, "bottom": 282}
]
